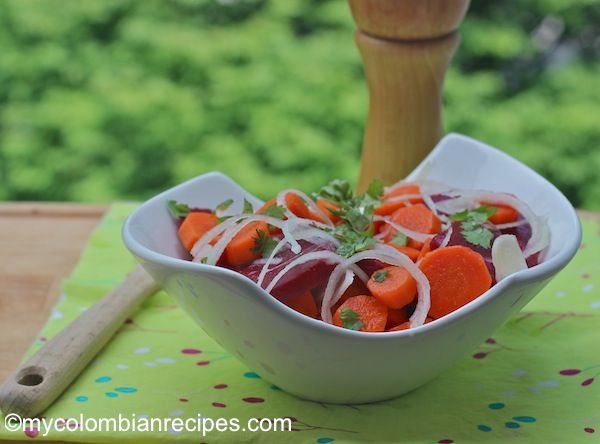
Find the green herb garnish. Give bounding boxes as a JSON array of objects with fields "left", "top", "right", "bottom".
[
  {"left": 340, "top": 307, "right": 365, "bottom": 331},
  {"left": 260, "top": 203, "right": 286, "bottom": 220},
  {"left": 242, "top": 199, "right": 255, "bottom": 214},
  {"left": 167, "top": 200, "right": 190, "bottom": 218},
  {"left": 449, "top": 205, "right": 497, "bottom": 248},
  {"left": 316, "top": 179, "right": 383, "bottom": 258},
  {"left": 250, "top": 229, "right": 279, "bottom": 258},
  {"left": 214, "top": 198, "right": 234, "bottom": 214},
  {"left": 372, "top": 269, "right": 390, "bottom": 282},
  {"left": 390, "top": 232, "right": 409, "bottom": 246}
]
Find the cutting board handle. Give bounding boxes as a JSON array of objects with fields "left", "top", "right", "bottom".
[
  {"left": 348, "top": 0, "right": 470, "bottom": 192},
  {"left": 0, "top": 265, "right": 158, "bottom": 418}
]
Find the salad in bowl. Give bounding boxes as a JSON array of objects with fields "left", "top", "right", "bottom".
[{"left": 122, "top": 134, "right": 580, "bottom": 403}]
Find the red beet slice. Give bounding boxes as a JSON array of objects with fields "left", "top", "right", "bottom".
[{"left": 235, "top": 238, "right": 338, "bottom": 303}]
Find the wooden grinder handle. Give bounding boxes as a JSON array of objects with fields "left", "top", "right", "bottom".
[
  {"left": 348, "top": 0, "right": 471, "bottom": 192},
  {"left": 0, "top": 265, "right": 159, "bottom": 418}
]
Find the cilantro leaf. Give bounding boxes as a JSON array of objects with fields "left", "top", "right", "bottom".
[
  {"left": 461, "top": 223, "right": 495, "bottom": 248},
  {"left": 260, "top": 203, "right": 286, "bottom": 220},
  {"left": 367, "top": 178, "right": 384, "bottom": 200},
  {"left": 450, "top": 205, "right": 496, "bottom": 223},
  {"left": 372, "top": 269, "right": 390, "bottom": 282},
  {"left": 216, "top": 215, "right": 232, "bottom": 224},
  {"left": 450, "top": 205, "right": 497, "bottom": 249},
  {"left": 390, "top": 232, "right": 409, "bottom": 246},
  {"left": 316, "top": 179, "right": 384, "bottom": 258},
  {"left": 214, "top": 199, "right": 234, "bottom": 214},
  {"left": 316, "top": 179, "right": 353, "bottom": 205},
  {"left": 340, "top": 307, "right": 365, "bottom": 331},
  {"left": 345, "top": 206, "right": 371, "bottom": 233},
  {"left": 333, "top": 223, "right": 377, "bottom": 258},
  {"left": 250, "top": 229, "right": 278, "bottom": 258},
  {"left": 167, "top": 200, "right": 190, "bottom": 218},
  {"left": 242, "top": 199, "right": 255, "bottom": 214}
]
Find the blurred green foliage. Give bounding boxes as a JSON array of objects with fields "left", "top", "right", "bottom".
[{"left": 0, "top": 0, "right": 599, "bottom": 210}]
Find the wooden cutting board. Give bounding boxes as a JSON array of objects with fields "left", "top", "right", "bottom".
[{"left": 0, "top": 203, "right": 107, "bottom": 385}]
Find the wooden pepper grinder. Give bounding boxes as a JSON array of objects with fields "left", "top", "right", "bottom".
[{"left": 348, "top": 0, "right": 471, "bottom": 192}]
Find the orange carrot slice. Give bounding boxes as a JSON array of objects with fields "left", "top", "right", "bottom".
[
  {"left": 331, "top": 277, "right": 370, "bottom": 315},
  {"left": 256, "top": 197, "right": 277, "bottom": 214},
  {"left": 375, "top": 184, "right": 422, "bottom": 216},
  {"left": 416, "top": 237, "right": 433, "bottom": 262},
  {"left": 418, "top": 245, "right": 492, "bottom": 319},
  {"left": 310, "top": 198, "right": 342, "bottom": 224},
  {"left": 484, "top": 202, "right": 519, "bottom": 225},
  {"left": 386, "top": 307, "right": 409, "bottom": 330},
  {"left": 258, "top": 193, "right": 310, "bottom": 219},
  {"left": 177, "top": 211, "right": 218, "bottom": 251},
  {"left": 284, "top": 192, "right": 310, "bottom": 219},
  {"left": 284, "top": 290, "right": 318, "bottom": 319},
  {"left": 381, "top": 203, "right": 442, "bottom": 249},
  {"left": 387, "top": 244, "right": 421, "bottom": 262},
  {"left": 367, "top": 266, "right": 417, "bottom": 310},
  {"left": 332, "top": 295, "right": 388, "bottom": 332},
  {"left": 224, "top": 220, "right": 269, "bottom": 266},
  {"left": 387, "top": 317, "right": 433, "bottom": 331}
]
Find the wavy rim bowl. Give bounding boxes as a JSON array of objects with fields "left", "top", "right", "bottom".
[{"left": 122, "top": 134, "right": 581, "bottom": 402}]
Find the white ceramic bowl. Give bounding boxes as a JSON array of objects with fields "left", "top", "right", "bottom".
[{"left": 122, "top": 134, "right": 581, "bottom": 404}]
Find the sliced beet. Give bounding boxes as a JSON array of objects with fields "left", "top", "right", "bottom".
[
  {"left": 356, "top": 258, "right": 386, "bottom": 279},
  {"left": 235, "top": 238, "right": 338, "bottom": 303}
]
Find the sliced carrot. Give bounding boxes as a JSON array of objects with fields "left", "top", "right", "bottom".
[
  {"left": 386, "top": 307, "right": 408, "bottom": 330},
  {"left": 375, "top": 184, "right": 422, "bottom": 216},
  {"left": 483, "top": 202, "right": 519, "bottom": 225},
  {"left": 177, "top": 211, "right": 218, "bottom": 251},
  {"left": 367, "top": 266, "right": 417, "bottom": 310},
  {"left": 309, "top": 198, "right": 342, "bottom": 224},
  {"left": 380, "top": 203, "right": 442, "bottom": 249},
  {"left": 416, "top": 237, "right": 433, "bottom": 262},
  {"left": 256, "top": 197, "right": 277, "bottom": 214},
  {"left": 418, "top": 245, "right": 492, "bottom": 319},
  {"left": 285, "top": 192, "right": 310, "bottom": 219},
  {"left": 387, "top": 322, "right": 410, "bottom": 331},
  {"left": 331, "top": 277, "right": 369, "bottom": 314},
  {"left": 387, "top": 243, "right": 421, "bottom": 262},
  {"left": 257, "top": 193, "right": 310, "bottom": 219},
  {"left": 224, "top": 220, "right": 270, "bottom": 266},
  {"left": 332, "top": 295, "right": 388, "bottom": 332},
  {"left": 284, "top": 290, "right": 317, "bottom": 319},
  {"left": 387, "top": 316, "right": 433, "bottom": 331},
  {"left": 372, "top": 220, "right": 384, "bottom": 236}
]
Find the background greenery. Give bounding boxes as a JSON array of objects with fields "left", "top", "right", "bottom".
[{"left": 1, "top": 0, "right": 599, "bottom": 210}]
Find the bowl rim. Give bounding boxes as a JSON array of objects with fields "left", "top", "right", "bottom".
[{"left": 122, "top": 133, "right": 582, "bottom": 341}]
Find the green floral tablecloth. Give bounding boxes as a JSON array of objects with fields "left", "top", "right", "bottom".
[{"left": 1, "top": 204, "right": 598, "bottom": 443}]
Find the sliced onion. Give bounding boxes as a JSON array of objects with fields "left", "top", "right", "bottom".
[
  {"left": 429, "top": 190, "right": 550, "bottom": 259},
  {"left": 191, "top": 213, "right": 286, "bottom": 263},
  {"left": 379, "top": 193, "right": 422, "bottom": 207},
  {"left": 491, "top": 218, "right": 529, "bottom": 230},
  {"left": 256, "top": 237, "right": 289, "bottom": 287},
  {"left": 373, "top": 215, "right": 435, "bottom": 243},
  {"left": 437, "top": 224, "right": 453, "bottom": 250}
]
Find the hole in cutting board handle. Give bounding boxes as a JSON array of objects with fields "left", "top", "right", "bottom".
[{"left": 17, "top": 367, "right": 45, "bottom": 386}]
